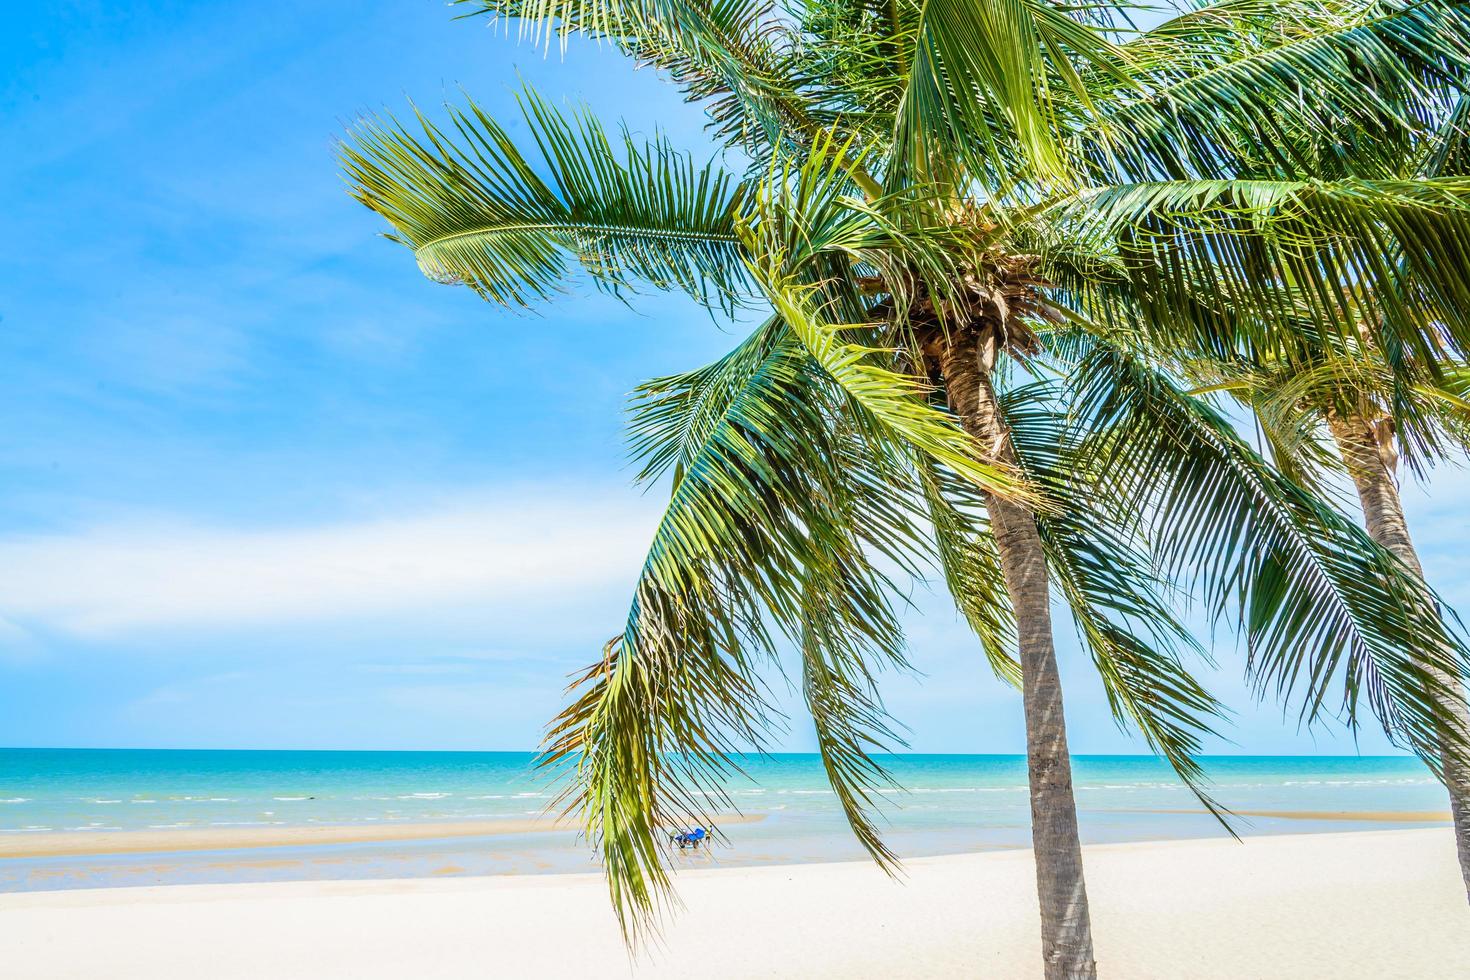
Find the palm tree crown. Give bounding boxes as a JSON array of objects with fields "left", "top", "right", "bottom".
[{"left": 340, "top": 0, "right": 1470, "bottom": 973}]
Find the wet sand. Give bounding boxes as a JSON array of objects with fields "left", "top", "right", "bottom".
[{"left": 0, "top": 813, "right": 764, "bottom": 859}]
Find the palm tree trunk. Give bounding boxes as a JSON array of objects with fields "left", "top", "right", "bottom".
[
  {"left": 939, "top": 329, "right": 1098, "bottom": 980},
  {"left": 1327, "top": 410, "right": 1470, "bottom": 902}
]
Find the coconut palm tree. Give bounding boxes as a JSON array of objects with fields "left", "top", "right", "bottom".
[
  {"left": 1079, "top": 29, "right": 1470, "bottom": 898},
  {"left": 1170, "top": 331, "right": 1470, "bottom": 895},
  {"left": 339, "top": 1, "right": 1470, "bottom": 975}
]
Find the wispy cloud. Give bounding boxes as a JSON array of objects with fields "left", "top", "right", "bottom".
[{"left": 0, "top": 488, "right": 658, "bottom": 635}]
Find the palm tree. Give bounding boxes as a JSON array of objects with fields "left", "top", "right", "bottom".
[
  {"left": 1085, "top": 24, "right": 1470, "bottom": 897},
  {"left": 1180, "top": 335, "right": 1470, "bottom": 896},
  {"left": 339, "top": 1, "right": 1470, "bottom": 975}
]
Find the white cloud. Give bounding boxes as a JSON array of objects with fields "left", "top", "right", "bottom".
[{"left": 0, "top": 489, "right": 659, "bottom": 635}]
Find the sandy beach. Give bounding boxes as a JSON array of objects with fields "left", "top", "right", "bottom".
[{"left": 5, "top": 828, "right": 1467, "bottom": 978}]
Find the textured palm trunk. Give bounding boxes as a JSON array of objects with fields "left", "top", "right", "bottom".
[
  {"left": 939, "top": 328, "right": 1098, "bottom": 980},
  {"left": 1328, "top": 411, "right": 1470, "bottom": 902}
]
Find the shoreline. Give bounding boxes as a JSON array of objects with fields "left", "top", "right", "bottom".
[
  {"left": 0, "top": 813, "right": 766, "bottom": 859},
  {"left": 0, "top": 805, "right": 1446, "bottom": 862},
  {"left": 5, "top": 829, "right": 1465, "bottom": 978},
  {"left": 1132, "top": 807, "right": 1452, "bottom": 822}
]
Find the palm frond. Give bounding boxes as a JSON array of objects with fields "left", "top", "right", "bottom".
[
  {"left": 546, "top": 316, "right": 918, "bottom": 937},
  {"left": 1054, "top": 177, "right": 1470, "bottom": 370},
  {"left": 340, "top": 86, "right": 750, "bottom": 310},
  {"left": 798, "top": 536, "right": 910, "bottom": 869},
  {"left": 892, "top": 0, "right": 1131, "bottom": 186},
  {"left": 1072, "top": 342, "right": 1470, "bottom": 769},
  {"left": 1003, "top": 380, "right": 1230, "bottom": 818},
  {"left": 1084, "top": 0, "right": 1470, "bottom": 182},
  {"left": 914, "top": 456, "right": 1019, "bottom": 684},
  {"left": 455, "top": 0, "right": 840, "bottom": 168}
]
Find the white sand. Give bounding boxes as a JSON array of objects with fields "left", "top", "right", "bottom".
[{"left": 5, "top": 829, "right": 1468, "bottom": 978}]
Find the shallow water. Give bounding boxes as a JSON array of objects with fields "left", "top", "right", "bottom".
[{"left": 0, "top": 749, "right": 1448, "bottom": 892}]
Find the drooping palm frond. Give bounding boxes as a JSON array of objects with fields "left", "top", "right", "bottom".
[
  {"left": 340, "top": 87, "right": 751, "bottom": 310},
  {"left": 913, "top": 456, "right": 1019, "bottom": 684},
  {"left": 891, "top": 0, "right": 1131, "bottom": 186},
  {"left": 1219, "top": 349, "right": 1470, "bottom": 484},
  {"left": 1053, "top": 177, "right": 1470, "bottom": 371},
  {"left": 1038, "top": 175, "right": 1470, "bottom": 484},
  {"left": 798, "top": 526, "right": 911, "bottom": 868},
  {"left": 546, "top": 316, "right": 922, "bottom": 937},
  {"left": 754, "top": 257, "right": 1037, "bottom": 503},
  {"left": 455, "top": 0, "right": 844, "bottom": 171},
  {"left": 1081, "top": 0, "right": 1470, "bottom": 182},
  {"left": 1002, "top": 380, "right": 1230, "bottom": 816},
  {"left": 1180, "top": 354, "right": 1351, "bottom": 494},
  {"left": 1071, "top": 342, "right": 1470, "bottom": 768}
]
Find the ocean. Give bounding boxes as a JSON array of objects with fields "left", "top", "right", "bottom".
[{"left": 0, "top": 749, "right": 1449, "bottom": 892}]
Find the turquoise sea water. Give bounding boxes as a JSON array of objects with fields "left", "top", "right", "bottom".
[{"left": 0, "top": 749, "right": 1449, "bottom": 892}]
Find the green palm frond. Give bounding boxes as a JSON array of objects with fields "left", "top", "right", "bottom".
[
  {"left": 754, "top": 258, "right": 1036, "bottom": 504},
  {"left": 340, "top": 86, "right": 750, "bottom": 309},
  {"left": 1072, "top": 343, "right": 1470, "bottom": 767},
  {"left": 1412, "top": 367, "right": 1470, "bottom": 455},
  {"left": 546, "top": 316, "right": 919, "bottom": 937},
  {"left": 892, "top": 0, "right": 1130, "bottom": 186},
  {"left": 1226, "top": 350, "right": 1470, "bottom": 486},
  {"left": 798, "top": 526, "right": 911, "bottom": 869},
  {"left": 1207, "top": 359, "right": 1346, "bottom": 493},
  {"left": 914, "top": 456, "right": 1019, "bottom": 685},
  {"left": 454, "top": 0, "right": 838, "bottom": 168},
  {"left": 793, "top": 0, "right": 919, "bottom": 136},
  {"left": 1420, "top": 92, "right": 1470, "bottom": 178},
  {"left": 1003, "top": 381, "right": 1230, "bottom": 817},
  {"left": 1055, "top": 177, "right": 1470, "bottom": 368},
  {"left": 627, "top": 328, "right": 783, "bottom": 488},
  {"left": 1084, "top": 0, "right": 1470, "bottom": 181}
]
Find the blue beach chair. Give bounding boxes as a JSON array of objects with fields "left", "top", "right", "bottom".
[{"left": 671, "top": 826, "right": 707, "bottom": 850}]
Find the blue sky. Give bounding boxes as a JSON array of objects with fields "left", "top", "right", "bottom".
[{"left": 1, "top": 0, "right": 1466, "bottom": 755}]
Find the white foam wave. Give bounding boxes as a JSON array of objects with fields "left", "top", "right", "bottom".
[{"left": 1281, "top": 778, "right": 1433, "bottom": 787}]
